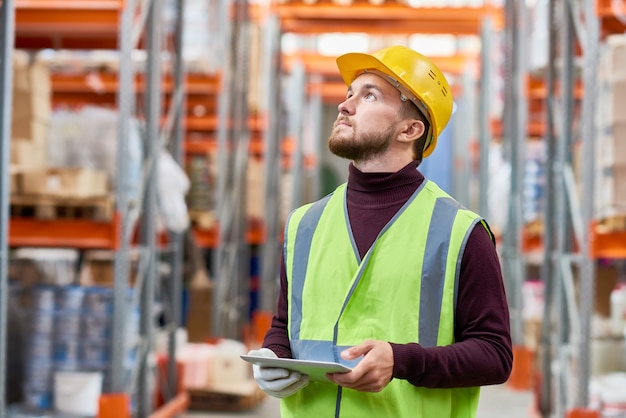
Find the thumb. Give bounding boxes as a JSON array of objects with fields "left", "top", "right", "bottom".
[{"left": 341, "top": 341, "right": 373, "bottom": 360}]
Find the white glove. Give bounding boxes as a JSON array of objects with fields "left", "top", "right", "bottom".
[{"left": 248, "top": 348, "right": 309, "bottom": 398}]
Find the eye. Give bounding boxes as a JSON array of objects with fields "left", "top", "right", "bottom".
[{"left": 365, "top": 92, "right": 376, "bottom": 100}]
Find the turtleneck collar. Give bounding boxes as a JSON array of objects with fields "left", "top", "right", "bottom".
[{"left": 347, "top": 160, "right": 425, "bottom": 194}]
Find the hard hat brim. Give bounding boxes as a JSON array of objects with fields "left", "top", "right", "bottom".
[{"left": 337, "top": 52, "right": 404, "bottom": 93}]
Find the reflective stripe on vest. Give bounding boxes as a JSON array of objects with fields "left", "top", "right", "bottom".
[{"left": 282, "top": 179, "right": 483, "bottom": 418}]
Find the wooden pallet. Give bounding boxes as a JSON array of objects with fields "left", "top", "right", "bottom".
[
  {"left": 597, "top": 215, "right": 626, "bottom": 233},
  {"left": 10, "top": 194, "right": 114, "bottom": 221},
  {"left": 187, "top": 387, "right": 266, "bottom": 412}
]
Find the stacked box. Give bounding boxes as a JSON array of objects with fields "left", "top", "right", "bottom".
[
  {"left": 11, "top": 52, "right": 51, "bottom": 143},
  {"left": 10, "top": 52, "right": 52, "bottom": 195},
  {"left": 247, "top": 157, "right": 265, "bottom": 220},
  {"left": 78, "top": 249, "right": 139, "bottom": 287},
  {"left": 596, "top": 34, "right": 626, "bottom": 219}
]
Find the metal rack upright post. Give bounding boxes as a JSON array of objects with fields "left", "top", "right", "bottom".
[
  {"left": 213, "top": 0, "right": 253, "bottom": 340},
  {"left": 501, "top": 0, "right": 528, "bottom": 350},
  {"left": 539, "top": 0, "right": 600, "bottom": 415},
  {"left": 0, "top": 1, "right": 15, "bottom": 417},
  {"left": 259, "top": 13, "right": 284, "bottom": 316},
  {"left": 165, "top": 0, "right": 186, "bottom": 404}
]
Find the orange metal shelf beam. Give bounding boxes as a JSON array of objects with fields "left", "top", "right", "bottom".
[
  {"left": 192, "top": 220, "right": 264, "bottom": 248},
  {"left": 185, "top": 114, "right": 266, "bottom": 133},
  {"left": 597, "top": 0, "right": 626, "bottom": 36},
  {"left": 51, "top": 72, "right": 220, "bottom": 96},
  {"left": 276, "top": 4, "right": 503, "bottom": 35},
  {"left": 282, "top": 52, "right": 476, "bottom": 76},
  {"left": 9, "top": 213, "right": 121, "bottom": 249},
  {"left": 184, "top": 137, "right": 263, "bottom": 155},
  {"left": 518, "top": 222, "right": 626, "bottom": 260},
  {"left": 591, "top": 221, "right": 626, "bottom": 259},
  {"left": 184, "top": 135, "right": 296, "bottom": 157},
  {"left": 527, "top": 75, "right": 584, "bottom": 100},
  {"left": 15, "top": 0, "right": 124, "bottom": 49},
  {"left": 521, "top": 230, "right": 543, "bottom": 254}
]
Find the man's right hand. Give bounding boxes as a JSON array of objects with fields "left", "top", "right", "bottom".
[{"left": 248, "top": 348, "right": 310, "bottom": 398}]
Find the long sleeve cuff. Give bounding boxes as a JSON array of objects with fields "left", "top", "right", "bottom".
[{"left": 390, "top": 342, "right": 425, "bottom": 380}]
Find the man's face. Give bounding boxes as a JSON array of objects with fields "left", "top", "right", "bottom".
[{"left": 328, "top": 73, "right": 403, "bottom": 163}]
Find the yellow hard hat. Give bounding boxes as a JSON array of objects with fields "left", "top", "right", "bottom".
[{"left": 336, "top": 45, "right": 453, "bottom": 158}]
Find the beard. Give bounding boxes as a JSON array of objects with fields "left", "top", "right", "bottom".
[{"left": 328, "top": 118, "right": 396, "bottom": 162}]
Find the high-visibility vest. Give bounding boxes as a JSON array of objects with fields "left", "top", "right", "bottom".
[{"left": 281, "top": 180, "right": 488, "bottom": 418}]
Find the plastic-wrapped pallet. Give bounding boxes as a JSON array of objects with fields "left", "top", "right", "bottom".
[
  {"left": 595, "top": 34, "right": 626, "bottom": 220},
  {"left": 46, "top": 106, "right": 143, "bottom": 205}
]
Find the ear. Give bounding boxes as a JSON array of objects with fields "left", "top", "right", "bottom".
[{"left": 398, "top": 119, "right": 425, "bottom": 144}]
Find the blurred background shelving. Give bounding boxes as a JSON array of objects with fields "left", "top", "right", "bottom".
[{"left": 1, "top": 0, "right": 626, "bottom": 417}]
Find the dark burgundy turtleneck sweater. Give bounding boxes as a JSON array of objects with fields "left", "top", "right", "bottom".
[{"left": 263, "top": 161, "right": 513, "bottom": 388}]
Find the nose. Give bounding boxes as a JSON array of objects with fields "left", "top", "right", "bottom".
[{"left": 338, "top": 98, "right": 352, "bottom": 115}]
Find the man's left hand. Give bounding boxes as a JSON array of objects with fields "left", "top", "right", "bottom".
[{"left": 326, "top": 340, "right": 394, "bottom": 392}]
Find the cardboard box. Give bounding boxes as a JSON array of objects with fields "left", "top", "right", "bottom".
[
  {"left": 607, "top": 80, "right": 626, "bottom": 125},
  {"left": 12, "top": 87, "right": 51, "bottom": 124},
  {"left": 9, "top": 165, "right": 21, "bottom": 195},
  {"left": 596, "top": 164, "right": 626, "bottom": 217},
  {"left": 597, "top": 130, "right": 612, "bottom": 169},
  {"left": 12, "top": 57, "right": 51, "bottom": 96},
  {"left": 246, "top": 157, "right": 264, "bottom": 220},
  {"left": 12, "top": 56, "right": 51, "bottom": 124},
  {"left": 595, "top": 261, "right": 619, "bottom": 318},
  {"left": 11, "top": 138, "right": 47, "bottom": 169},
  {"left": 208, "top": 349, "right": 251, "bottom": 390},
  {"left": 609, "top": 123, "right": 626, "bottom": 166},
  {"left": 21, "top": 168, "right": 108, "bottom": 198},
  {"left": 78, "top": 250, "right": 139, "bottom": 287},
  {"left": 612, "top": 165, "right": 626, "bottom": 207},
  {"left": 602, "top": 34, "right": 626, "bottom": 82},
  {"left": 185, "top": 271, "right": 214, "bottom": 343},
  {"left": 11, "top": 118, "right": 49, "bottom": 143}
]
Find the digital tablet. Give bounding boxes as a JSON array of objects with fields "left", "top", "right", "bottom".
[{"left": 240, "top": 355, "right": 353, "bottom": 382}]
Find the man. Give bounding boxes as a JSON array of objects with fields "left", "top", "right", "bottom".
[{"left": 248, "top": 45, "right": 512, "bottom": 417}]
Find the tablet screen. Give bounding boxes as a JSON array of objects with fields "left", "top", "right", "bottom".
[{"left": 240, "top": 355, "right": 352, "bottom": 382}]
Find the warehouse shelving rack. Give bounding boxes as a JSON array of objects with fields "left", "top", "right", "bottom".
[
  {"left": 501, "top": 0, "right": 626, "bottom": 416},
  {"left": 208, "top": 0, "right": 301, "bottom": 342},
  {"left": 0, "top": 0, "right": 190, "bottom": 416},
  {"left": 540, "top": 0, "right": 604, "bottom": 413},
  {"left": 199, "top": 0, "right": 516, "bottom": 352},
  {"left": 249, "top": 1, "right": 509, "bottom": 333}
]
